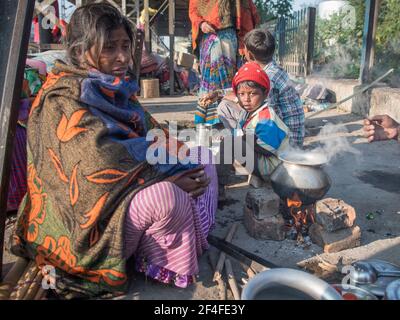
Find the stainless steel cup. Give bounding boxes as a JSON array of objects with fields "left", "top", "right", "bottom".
[{"left": 196, "top": 123, "right": 212, "bottom": 147}]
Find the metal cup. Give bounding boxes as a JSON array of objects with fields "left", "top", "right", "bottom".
[{"left": 196, "top": 123, "right": 213, "bottom": 147}]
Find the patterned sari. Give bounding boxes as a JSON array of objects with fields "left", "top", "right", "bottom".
[{"left": 194, "top": 28, "right": 238, "bottom": 125}]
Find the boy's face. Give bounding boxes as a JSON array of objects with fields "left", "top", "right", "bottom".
[
  {"left": 88, "top": 26, "right": 132, "bottom": 78},
  {"left": 236, "top": 85, "right": 267, "bottom": 113}
]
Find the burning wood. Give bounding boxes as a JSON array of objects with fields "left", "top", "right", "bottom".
[{"left": 286, "top": 193, "right": 316, "bottom": 244}]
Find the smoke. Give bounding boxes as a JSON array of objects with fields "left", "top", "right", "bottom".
[
  {"left": 314, "top": 7, "right": 360, "bottom": 80},
  {"left": 314, "top": 49, "right": 359, "bottom": 80},
  {"left": 313, "top": 123, "right": 361, "bottom": 162},
  {"left": 279, "top": 123, "right": 361, "bottom": 164}
]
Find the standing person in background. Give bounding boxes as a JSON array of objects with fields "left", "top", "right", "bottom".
[{"left": 189, "top": 0, "right": 259, "bottom": 125}]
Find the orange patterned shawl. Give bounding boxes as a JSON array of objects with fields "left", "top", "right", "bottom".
[{"left": 10, "top": 61, "right": 194, "bottom": 298}]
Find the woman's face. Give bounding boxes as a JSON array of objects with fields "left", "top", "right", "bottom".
[
  {"left": 88, "top": 26, "right": 132, "bottom": 78},
  {"left": 236, "top": 85, "right": 267, "bottom": 113}
]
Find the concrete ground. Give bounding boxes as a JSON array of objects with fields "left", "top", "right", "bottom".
[
  {"left": 2, "top": 96, "right": 400, "bottom": 300},
  {"left": 116, "top": 97, "right": 400, "bottom": 300}
]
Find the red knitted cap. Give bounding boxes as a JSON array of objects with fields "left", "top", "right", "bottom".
[{"left": 232, "top": 62, "right": 270, "bottom": 95}]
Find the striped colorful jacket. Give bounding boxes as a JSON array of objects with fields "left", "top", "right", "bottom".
[{"left": 239, "top": 102, "right": 289, "bottom": 176}]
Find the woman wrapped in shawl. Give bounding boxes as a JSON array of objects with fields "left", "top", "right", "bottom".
[
  {"left": 189, "top": 0, "right": 260, "bottom": 125},
  {"left": 10, "top": 3, "right": 217, "bottom": 298}
]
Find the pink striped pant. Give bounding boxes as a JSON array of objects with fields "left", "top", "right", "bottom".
[{"left": 124, "top": 157, "right": 217, "bottom": 287}]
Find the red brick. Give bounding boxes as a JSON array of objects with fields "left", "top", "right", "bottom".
[
  {"left": 315, "top": 198, "right": 356, "bottom": 232},
  {"left": 245, "top": 188, "right": 280, "bottom": 220},
  {"left": 309, "top": 223, "right": 361, "bottom": 253},
  {"left": 243, "top": 206, "right": 285, "bottom": 241}
]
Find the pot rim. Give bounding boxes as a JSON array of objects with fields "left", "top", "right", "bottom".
[{"left": 278, "top": 151, "right": 329, "bottom": 166}]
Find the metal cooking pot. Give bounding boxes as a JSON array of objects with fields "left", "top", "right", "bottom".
[
  {"left": 241, "top": 268, "right": 343, "bottom": 300},
  {"left": 270, "top": 150, "right": 332, "bottom": 205}
]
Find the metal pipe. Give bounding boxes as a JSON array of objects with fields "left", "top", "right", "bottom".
[
  {"left": 122, "top": 0, "right": 126, "bottom": 16},
  {"left": 168, "top": 0, "right": 175, "bottom": 96},
  {"left": 149, "top": 0, "right": 168, "bottom": 25},
  {"left": 241, "top": 268, "right": 343, "bottom": 300},
  {"left": 207, "top": 234, "right": 278, "bottom": 270},
  {"left": 144, "top": 0, "right": 151, "bottom": 52}
]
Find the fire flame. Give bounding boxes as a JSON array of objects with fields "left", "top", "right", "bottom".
[
  {"left": 287, "top": 193, "right": 302, "bottom": 208},
  {"left": 286, "top": 193, "right": 316, "bottom": 243}
]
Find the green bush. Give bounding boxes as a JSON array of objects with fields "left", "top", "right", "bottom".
[{"left": 314, "top": 10, "right": 361, "bottom": 78}]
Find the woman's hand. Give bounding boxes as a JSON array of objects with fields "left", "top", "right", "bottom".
[
  {"left": 171, "top": 165, "right": 211, "bottom": 198},
  {"left": 363, "top": 115, "right": 399, "bottom": 142},
  {"left": 200, "top": 21, "right": 216, "bottom": 34}
]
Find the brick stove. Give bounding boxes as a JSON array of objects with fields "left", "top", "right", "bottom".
[{"left": 244, "top": 189, "right": 361, "bottom": 253}]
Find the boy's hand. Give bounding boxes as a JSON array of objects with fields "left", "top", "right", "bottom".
[
  {"left": 200, "top": 21, "right": 216, "bottom": 34},
  {"left": 363, "top": 115, "right": 399, "bottom": 142}
]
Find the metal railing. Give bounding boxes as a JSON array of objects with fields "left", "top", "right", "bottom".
[{"left": 273, "top": 7, "right": 316, "bottom": 77}]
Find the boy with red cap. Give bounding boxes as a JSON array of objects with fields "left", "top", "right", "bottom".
[
  {"left": 217, "top": 62, "right": 289, "bottom": 187},
  {"left": 218, "top": 29, "right": 304, "bottom": 147}
]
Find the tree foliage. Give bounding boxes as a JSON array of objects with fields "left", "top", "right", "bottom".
[
  {"left": 314, "top": 0, "right": 400, "bottom": 84},
  {"left": 254, "top": 0, "right": 293, "bottom": 22},
  {"left": 314, "top": 8, "right": 362, "bottom": 78}
]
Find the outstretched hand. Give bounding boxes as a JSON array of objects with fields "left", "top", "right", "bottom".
[{"left": 363, "top": 114, "right": 399, "bottom": 143}]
